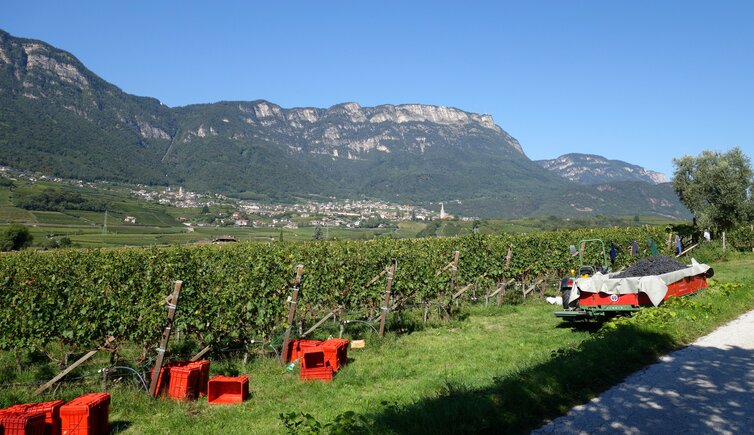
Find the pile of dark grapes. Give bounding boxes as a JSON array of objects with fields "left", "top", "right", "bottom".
[{"left": 614, "top": 255, "right": 686, "bottom": 278}]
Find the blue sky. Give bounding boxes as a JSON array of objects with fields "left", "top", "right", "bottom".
[{"left": 2, "top": 1, "right": 753, "bottom": 177}]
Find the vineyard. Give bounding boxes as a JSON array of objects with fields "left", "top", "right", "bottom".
[{"left": 0, "top": 227, "right": 670, "bottom": 359}]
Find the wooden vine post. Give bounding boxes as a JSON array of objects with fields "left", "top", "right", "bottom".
[
  {"left": 148, "top": 280, "right": 183, "bottom": 397},
  {"left": 190, "top": 345, "right": 211, "bottom": 362},
  {"left": 496, "top": 278, "right": 506, "bottom": 306},
  {"left": 301, "top": 307, "right": 338, "bottom": 338},
  {"left": 35, "top": 336, "right": 115, "bottom": 395},
  {"left": 281, "top": 265, "right": 304, "bottom": 364},
  {"left": 450, "top": 250, "right": 460, "bottom": 295},
  {"left": 378, "top": 259, "right": 397, "bottom": 337}
]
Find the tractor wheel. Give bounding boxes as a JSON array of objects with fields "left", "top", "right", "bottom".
[{"left": 561, "top": 289, "right": 571, "bottom": 309}]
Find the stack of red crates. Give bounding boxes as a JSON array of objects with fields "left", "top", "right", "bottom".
[
  {"left": 150, "top": 362, "right": 175, "bottom": 398},
  {"left": 291, "top": 338, "right": 349, "bottom": 381},
  {"left": 286, "top": 339, "right": 323, "bottom": 363},
  {"left": 151, "top": 360, "right": 211, "bottom": 401},
  {"left": 321, "top": 338, "right": 349, "bottom": 372},
  {"left": 189, "top": 360, "right": 210, "bottom": 398},
  {"left": 0, "top": 399, "right": 64, "bottom": 435},
  {"left": 167, "top": 365, "right": 200, "bottom": 401},
  {"left": 59, "top": 393, "right": 110, "bottom": 435}
]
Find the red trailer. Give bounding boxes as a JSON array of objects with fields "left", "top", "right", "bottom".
[{"left": 556, "top": 259, "right": 713, "bottom": 320}]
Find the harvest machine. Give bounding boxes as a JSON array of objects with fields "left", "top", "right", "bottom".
[{"left": 555, "top": 239, "right": 713, "bottom": 320}]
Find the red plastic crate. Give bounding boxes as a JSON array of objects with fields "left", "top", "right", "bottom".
[
  {"left": 286, "top": 339, "right": 322, "bottom": 363},
  {"left": 0, "top": 410, "right": 46, "bottom": 435},
  {"left": 207, "top": 375, "right": 249, "bottom": 404},
  {"left": 167, "top": 365, "right": 201, "bottom": 401},
  {"left": 300, "top": 367, "right": 333, "bottom": 381},
  {"left": 0, "top": 403, "right": 26, "bottom": 414},
  {"left": 300, "top": 349, "right": 333, "bottom": 381},
  {"left": 321, "top": 339, "right": 349, "bottom": 372},
  {"left": 59, "top": 393, "right": 110, "bottom": 435},
  {"left": 151, "top": 360, "right": 211, "bottom": 400},
  {"left": 149, "top": 362, "right": 181, "bottom": 398},
  {"left": 186, "top": 360, "right": 210, "bottom": 397},
  {"left": 27, "top": 401, "right": 63, "bottom": 435},
  {"left": 2, "top": 401, "right": 65, "bottom": 435}
]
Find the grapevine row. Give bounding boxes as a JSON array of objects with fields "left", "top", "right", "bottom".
[{"left": 0, "top": 227, "right": 669, "bottom": 355}]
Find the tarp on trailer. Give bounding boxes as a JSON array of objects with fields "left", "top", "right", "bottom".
[{"left": 570, "top": 259, "right": 711, "bottom": 307}]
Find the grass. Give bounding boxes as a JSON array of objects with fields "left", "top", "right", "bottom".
[
  {"left": 1, "top": 253, "right": 753, "bottom": 433},
  {"left": 0, "top": 189, "right": 11, "bottom": 206},
  {"left": 0, "top": 206, "right": 35, "bottom": 222}
]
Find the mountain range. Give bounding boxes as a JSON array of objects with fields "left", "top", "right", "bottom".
[
  {"left": 0, "top": 29, "right": 688, "bottom": 218},
  {"left": 536, "top": 154, "right": 668, "bottom": 185}
]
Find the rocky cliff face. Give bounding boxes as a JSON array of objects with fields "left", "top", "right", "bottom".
[
  {"left": 536, "top": 153, "right": 669, "bottom": 185},
  {"left": 0, "top": 29, "right": 174, "bottom": 142},
  {"left": 173, "top": 100, "right": 524, "bottom": 162}
]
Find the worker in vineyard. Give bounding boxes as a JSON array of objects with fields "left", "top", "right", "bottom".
[{"left": 609, "top": 242, "right": 621, "bottom": 266}]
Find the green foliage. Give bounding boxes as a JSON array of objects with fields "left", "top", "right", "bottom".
[
  {"left": 673, "top": 147, "right": 754, "bottom": 233},
  {"left": 359, "top": 216, "right": 391, "bottom": 229},
  {"left": 605, "top": 280, "right": 743, "bottom": 335},
  {"left": 729, "top": 225, "right": 754, "bottom": 252},
  {"left": 0, "top": 176, "right": 15, "bottom": 188},
  {"left": 0, "top": 226, "right": 668, "bottom": 354},
  {"left": 415, "top": 221, "right": 441, "bottom": 238},
  {"left": 692, "top": 240, "right": 728, "bottom": 264},
  {"left": 280, "top": 411, "right": 373, "bottom": 434},
  {"left": 0, "top": 223, "right": 33, "bottom": 251},
  {"left": 13, "top": 188, "right": 108, "bottom": 212}
]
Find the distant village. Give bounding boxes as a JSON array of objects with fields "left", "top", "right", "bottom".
[
  {"left": 0, "top": 166, "right": 478, "bottom": 229},
  {"left": 131, "top": 185, "right": 478, "bottom": 229}
]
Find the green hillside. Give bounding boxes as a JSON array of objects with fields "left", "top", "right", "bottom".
[{"left": 0, "top": 29, "right": 690, "bottom": 218}]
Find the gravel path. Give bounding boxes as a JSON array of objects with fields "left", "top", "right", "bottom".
[{"left": 533, "top": 310, "right": 754, "bottom": 434}]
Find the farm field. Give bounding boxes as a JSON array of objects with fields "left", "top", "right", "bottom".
[
  {"left": 0, "top": 178, "right": 413, "bottom": 246},
  {"left": 1, "top": 214, "right": 684, "bottom": 249},
  {"left": 0, "top": 177, "right": 686, "bottom": 249},
  {"left": 1, "top": 254, "right": 752, "bottom": 434}
]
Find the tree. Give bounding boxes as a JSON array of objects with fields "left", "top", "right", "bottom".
[
  {"left": 312, "top": 225, "right": 323, "bottom": 240},
  {"left": 0, "top": 176, "right": 15, "bottom": 188},
  {"left": 0, "top": 224, "right": 34, "bottom": 251},
  {"left": 672, "top": 147, "right": 754, "bottom": 234}
]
